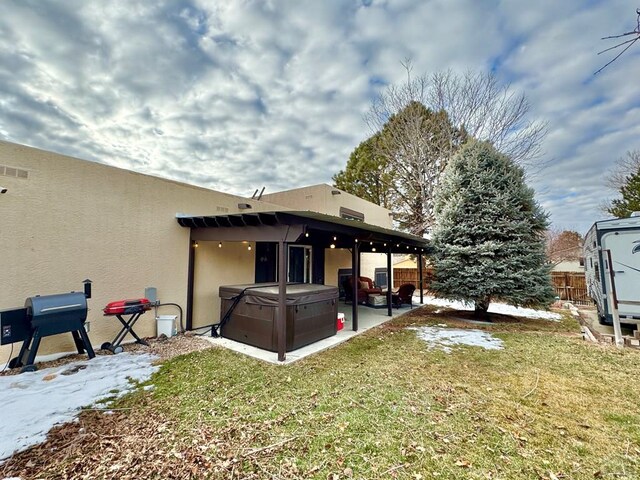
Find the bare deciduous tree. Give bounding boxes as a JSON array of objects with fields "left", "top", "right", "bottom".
[
  {"left": 545, "top": 229, "right": 583, "bottom": 267},
  {"left": 357, "top": 62, "right": 547, "bottom": 235},
  {"left": 595, "top": 8, "right": 640, "bottom": 75},
  {"left": 427, "top": 70, "right": 548, "bottom": 165},
  {"left": 365, "top": 63, "right": 548, "bottom": 168},
  {"left": 604, "top": 149, "right": 640, "bottom": 190},
  {"left": 600, "top": 149, "right": 640, "bottom": 215}
]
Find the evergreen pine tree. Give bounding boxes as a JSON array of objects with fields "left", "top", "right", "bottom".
[
  {"left": 430, "top": 140, "right": 554, "bottom": 318},
  {"left": 607, "top": 168, "right": 640, "bottom": 218}
]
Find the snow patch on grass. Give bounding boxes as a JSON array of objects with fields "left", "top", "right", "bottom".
[
  {"left": 0, "top": 353, "right": 158, "bottom": 461},
  {"left": 409, "top": 326, "right": 504, "bottom": 353},
  {"left": 419, "top": 295, "right": 561, "bottom": 321}
]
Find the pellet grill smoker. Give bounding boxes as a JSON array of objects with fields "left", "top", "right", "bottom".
[{"left": 0, "top": 280, "right": 95, "bottom": 373}]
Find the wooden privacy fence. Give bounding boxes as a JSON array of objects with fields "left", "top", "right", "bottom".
[
  {"left": 393, "top": 268, "right": 433, "bottom": 292},
  {"left": 394, "top": 267, "right": 591, "bottom": 305},
  {"left": 551, "top": 272, "right": 590, "bottom": 305}
]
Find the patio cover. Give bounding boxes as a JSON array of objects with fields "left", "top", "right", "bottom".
[{"left": 176, "top": 210, "right": 430, "bottom": 361}]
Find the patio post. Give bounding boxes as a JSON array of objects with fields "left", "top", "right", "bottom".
[
  {"left": 277, "top": 240, "right": 287, "bottom": 361},
  {"left": 352, "top": 239, "right": 359, "bottom": 331},
  {"left": 386, "top": 245, "right": 392, "bottom": 316},
  {"left": 418, "top": 252, "right": 424, "bottom": 304}
]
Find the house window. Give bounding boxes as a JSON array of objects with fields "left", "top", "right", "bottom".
[
  {"left": 340, "top": 207, "right": 364, "bottom": 222},
  {"left": 594, "top": 262, "right": 600, "bottom": 282},
  {"left": 374, "top": 267, "right": 388, "bottom": 290},
  {"left": 288, "top": 245, "right": 312, "bottom": 283}
]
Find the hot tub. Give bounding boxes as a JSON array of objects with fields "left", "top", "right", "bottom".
[{"left": 219, "top": 283, "right": 339, "bottom": 352}]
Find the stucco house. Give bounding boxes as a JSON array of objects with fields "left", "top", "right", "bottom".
[{"left": 0, "top": 141, "right": 428, "bottom": 363}]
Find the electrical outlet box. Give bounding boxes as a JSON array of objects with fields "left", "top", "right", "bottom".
[{"left": 145, "top": 287, "right": 158, "bottom": 305}]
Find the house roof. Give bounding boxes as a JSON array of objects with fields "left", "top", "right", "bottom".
[{"left": 176, "top": 210, "right": 430, "bottom": 254}]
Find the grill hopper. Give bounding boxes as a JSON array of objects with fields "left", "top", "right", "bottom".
[{"left": 26, "top": 292, "right": 88, "bottom": 334}]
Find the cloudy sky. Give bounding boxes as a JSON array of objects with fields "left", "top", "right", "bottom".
[{"left": 1, "top": 0, "right": 638, "bottom": 233}]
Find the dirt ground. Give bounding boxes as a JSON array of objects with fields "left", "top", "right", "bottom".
[
  {"left": 577, "top": 305, "right": 637, "bottom": 338},
  {"left": 0, "top": 332, "right": 214, "bottom": 377}
]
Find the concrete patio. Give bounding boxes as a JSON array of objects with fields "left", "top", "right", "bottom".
[{"left": 203, "top": 299, "right": 423, "bottom": 364}]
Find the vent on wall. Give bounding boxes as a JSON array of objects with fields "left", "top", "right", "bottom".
[{"left": 1, "top": 165, "right": 29, "bottom": 179}]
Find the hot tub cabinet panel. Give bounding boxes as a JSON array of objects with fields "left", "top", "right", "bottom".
[{"left": 219, "top": 283, "right": 338, "bottom": 352}]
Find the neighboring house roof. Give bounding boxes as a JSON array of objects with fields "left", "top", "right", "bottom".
[{"left": 552, "top": 260, "right": 584, "bottom": 273}]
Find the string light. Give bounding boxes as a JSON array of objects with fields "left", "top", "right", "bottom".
[
  {"left": 218, "top": 242, "right": 222, "bottom": 248},
  {"left": 372, "top": 247, "right": 376, "bottom": 252},
  {"left": 333, "top": 236, "right": 337, "bottom": 241},
  {"left": 305, "top": 232, "right": 309, "bottom": 237},
  {"left": 330, "top": 244, "right": 336, "bottom": 249},
  {"left": 194, "top": 241, "right": 199, "bottom": 248},
  {"left": 248, "top": 245, "right": 252, "bottom": 251}
]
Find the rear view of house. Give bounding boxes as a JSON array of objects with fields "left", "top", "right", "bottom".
[{"left": 0, "top": 140, "right": 428, "bottom": 366}]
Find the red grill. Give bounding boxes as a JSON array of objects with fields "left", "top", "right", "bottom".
[
  {"left": 103, "top": 298, "right": 152, "bottom": 316},
  {"left": 102, "top": 298, "right": 152, "bottom": 353}
]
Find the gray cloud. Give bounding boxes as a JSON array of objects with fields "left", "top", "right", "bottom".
[{"left": 0, "top": 0, "right": 638, "bottom": 232}]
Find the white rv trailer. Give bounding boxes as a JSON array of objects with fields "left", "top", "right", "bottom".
[{"left": 583, "top": 214, "right": 640, "bottom": 325}]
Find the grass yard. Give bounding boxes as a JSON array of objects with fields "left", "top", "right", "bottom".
[{"left": 3, "top": 306, "right": 640, "bottom": 479}]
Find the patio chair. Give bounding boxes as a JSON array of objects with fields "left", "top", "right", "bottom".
[
  {"left": 394, "top": 283, "right": 416, "bottom": 308},
  {"left": 349, "top": 276, "right": 382, "bottom": 304}
]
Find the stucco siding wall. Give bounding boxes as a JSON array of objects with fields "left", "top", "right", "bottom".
[
  {"left": 262, "top": 184, "right": 393, "bottom": 229},
  {"left": 323, "top": 249, "right": 388, "bottom": 287},
  {"left": 193, "top": 241, "right": 256, "bottom": 329},
  {"left": 0, "top": 141, "right": 279, "bottom": 358},
  {"left": 324, "top": 249, "right": 351, "bottom": 287}
]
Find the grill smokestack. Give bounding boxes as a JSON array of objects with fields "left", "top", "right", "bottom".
[{"left": 83, "top": 279, "right": 92, "bottom": 299}]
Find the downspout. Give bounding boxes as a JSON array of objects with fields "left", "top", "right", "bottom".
[{"left": 186, "top": 238, "right": 196, "bottom": 331}]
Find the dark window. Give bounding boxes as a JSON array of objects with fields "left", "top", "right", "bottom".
[
  {"left": 255, "top": 242, "right": 278, "bottom": 283},
  {"left": 595, "top": 262, "right": 600, "bottom": 282},
  {"left": 579, "top": 257, "right": 585, "bottom": 267},
  {"left": 374, "top": 267, "right": 388, "bottom": 289},
  {"left": 338, "top": 268, "right": 352, "bottom": 299},
  {"left": 288, "top": 245, "right": 312, "bottom": 283},
  {"left": 340, "top": 207, "right": 364, "bottom": 222}
]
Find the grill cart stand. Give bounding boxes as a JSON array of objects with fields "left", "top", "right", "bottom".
[
  {"left": 102, "top": 299, "right": 152, "bottom": 354},
  {"left": 7, "top": 288, "right": 95, "bottom": 373},
  {"left": 11, "top": 322, "right": 94, "bottom": 373}
]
